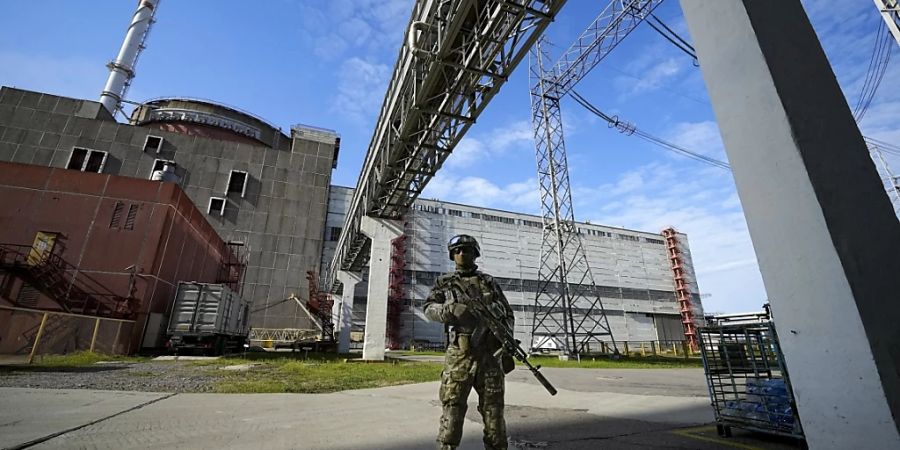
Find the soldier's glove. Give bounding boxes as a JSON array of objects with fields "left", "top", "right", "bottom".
[{"left": 444, "top": 303, "right": 471, "bottom": 323}]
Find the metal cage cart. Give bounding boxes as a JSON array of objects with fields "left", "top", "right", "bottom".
[{"left": 698, "top": 322, "right": 805, "bottom": 443}]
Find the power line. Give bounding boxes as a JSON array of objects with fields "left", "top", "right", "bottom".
[
  {"left": 644, "top": 13, "right": 697, "bottom": 63},
  {"left": 854, "top": 20, "right": 893, "bottom": 121},
  {"left": 570, "top": 90, "right": 731, "bottom": 170},
  {"left": 864, "top": 136, "right": 900, "bottom": 157}
]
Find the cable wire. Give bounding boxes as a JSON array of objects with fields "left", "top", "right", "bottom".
[
  {"left": 864, "top": 136, "right": 900, "bottom": 157},
  {"left": 854, "top": 20, "right": 892, "bottom": 122},
  {"left": 646, "top": 13, "right": 697, "bottom": 62},
  {"left": 570, "top": 90, "right": 731, "bottom": 170}
]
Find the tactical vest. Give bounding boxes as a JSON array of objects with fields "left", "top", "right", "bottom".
[{"left": 439, "top": 271, "right": 504, "bottom": 354}]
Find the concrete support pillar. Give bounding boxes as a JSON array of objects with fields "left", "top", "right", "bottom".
[
  {"left": 681, "top": 1, "right": 900, "bottom": 447},
  {"left": 335, "top": 270, "right": 362, "bottom": 354},
  {"left": 359, "top": 216, "right": 404, "bottom": 361}
]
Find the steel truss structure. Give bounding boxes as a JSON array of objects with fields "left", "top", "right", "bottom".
[
  {"left": 329, "top": 0, "right": 566, "bottom": 291},
  {"left": 875, "top": 0, "right": 900, "bottom": 47},
  {"left": 248, "top": 328, "right": 320, "bottom": 344},
  {"left": 528, "top": 0, "right": 663, "bottom": 356},
  {"left": 870, "top": 144, "right": 900, "bottom": 219}
]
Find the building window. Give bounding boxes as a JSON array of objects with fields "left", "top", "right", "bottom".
[
  {"left": 645, "top": 238, "right": 665, "bottom": 245},
  {"left": 109, "top": 202, "right": 124, "bottom": 228},
  {"left": 483, "top": 214, "right": 516, "bottom": 225},
  {"left": 66, "top": 147, "right": 107, "bottom": 173},
  {"left": 150, "top": 159, "right": 175, "bottom": 179},
  {"left": 124, "top": 204, "right": 138, "bottom": 230},
  {"left": 208, "top": 197, "right": 226, "bottom": 216},
  {"left": 226, "top": 170, "right": 248, "bottom": 197},
  {"left": 143, "top": 135, "right": 163, "bottom": 153},
  {"left": 328, "top": 226, "right": 342, "bottom": 241},
  {"left": 446, "top": 209, "right": 463, "bottom": 217}
]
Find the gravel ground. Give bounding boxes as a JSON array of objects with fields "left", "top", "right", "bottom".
[{"left": 0, "top": 361, "right": 226, "bottom": 393}]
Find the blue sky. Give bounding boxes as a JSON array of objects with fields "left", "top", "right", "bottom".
[{"left": 2, "top": 1, "right": 897, "bottom": 314}]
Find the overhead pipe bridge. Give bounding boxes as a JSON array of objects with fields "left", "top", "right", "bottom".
[{"left": 328, "top": 0, "right": 567, "bottom": 292}]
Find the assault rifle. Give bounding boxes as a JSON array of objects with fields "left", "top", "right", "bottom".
[{"left": 450, "top": 279, "right": 557, "bottom": 396}]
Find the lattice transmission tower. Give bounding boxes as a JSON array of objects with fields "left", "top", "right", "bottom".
[
  {"left": 528, "top": 0, "right": 663, "bottom": 357},
  {"left": 871, "top": 145, "right": 900, "bottom": 219}
]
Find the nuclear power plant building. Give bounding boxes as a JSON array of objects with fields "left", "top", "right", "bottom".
[
  {"left": 0, "top": 87, "right": 337, "bottom": 351},
  {"left": 322, "top": 186, "right": 705, "bottom": 350}
]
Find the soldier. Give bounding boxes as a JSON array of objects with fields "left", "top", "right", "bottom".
[{"left": 424, "top": 234, "right": 515, "bottom": 450}]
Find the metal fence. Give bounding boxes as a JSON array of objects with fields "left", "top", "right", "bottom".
[
  {"left": 699, "top": 323, "right": 805, "bottom": 441},
  {"left": 0, "top": 305, "right": 136, "bottom": 362}
]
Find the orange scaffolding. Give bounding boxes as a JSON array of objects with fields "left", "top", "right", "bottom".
[
  {"left": 386, "top": 234, "right": 407, "bottom": 350},
  {"left": 306, "top": 271, "right": 334, "bottom": 342},
  {"left": 662, "top": 227, "right": 699, "bottom": 351}
]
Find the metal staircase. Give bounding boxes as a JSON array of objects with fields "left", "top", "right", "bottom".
[{"left": 0, "top": 244, "right": 133, "bottom": 319}]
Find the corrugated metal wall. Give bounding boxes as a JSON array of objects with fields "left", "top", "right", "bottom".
[{"left": 322, "top": 187, "right": 706, "bottom": 347}]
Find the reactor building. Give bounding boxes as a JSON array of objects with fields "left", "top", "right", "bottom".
[{"left": 322, "top": 186, "right": 705, "bottom": 350}]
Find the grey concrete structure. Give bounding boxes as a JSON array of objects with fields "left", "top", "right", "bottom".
[
  {"left": 323, "top": 186, "right": 703, "bottom": 350},
  {"left": 335, "top": 270, "right": 362, "bottom": 354},
  {"left": 0, "top": 87, "right": 339, "bottom": 340},
  {"left": 359, "top": 216, "right": 404, "bottom": 360},
  {"left": 682, "top": 0, "right": 900, "bottom": 447}
]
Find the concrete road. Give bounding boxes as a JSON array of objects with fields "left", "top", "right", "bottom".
[{"left": 0, "top": 368, "right": 803, "bottom": 449}]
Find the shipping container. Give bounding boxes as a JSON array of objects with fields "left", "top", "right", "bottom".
[{"left": 166, "top": 282, "right": 250, "bottom": 355}]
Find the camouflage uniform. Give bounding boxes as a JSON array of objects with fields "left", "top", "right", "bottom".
[{"left": 424, "top": 266, "right": 514, "bottom": 450}]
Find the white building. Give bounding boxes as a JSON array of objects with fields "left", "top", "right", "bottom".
[{"left": 322, "top": 186, "right": 704, "bottom": 349}]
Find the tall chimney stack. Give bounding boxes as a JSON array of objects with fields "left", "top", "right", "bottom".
[{"left": 99, "top": 0, "right": 159, "bottom": 117}]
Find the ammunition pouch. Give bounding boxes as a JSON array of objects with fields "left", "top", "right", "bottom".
[{"left": 501, "top": 353, "right": 515, "bottom": 374}]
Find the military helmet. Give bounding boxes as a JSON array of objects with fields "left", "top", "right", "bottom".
[{"left": 447, "top": 234, "right": 480, "bottom": 260}]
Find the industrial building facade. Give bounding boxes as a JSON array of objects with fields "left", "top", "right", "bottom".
[
  {"left": 0, "top": 87, "right": 338, "bottom": 350},
  {"left": 1, "top": 85, "right": 703, "bottom": 354},
  {"left": 0, "top": 161, "right": 237, "bottom": 353},
  {"left": 323, "top": 186, "right": 705, "bottom": 349}
]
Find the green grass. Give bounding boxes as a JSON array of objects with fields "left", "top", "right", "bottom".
[
  {"left": 212, "top": 359, "right": 443, "bottom": 394},
  {"left": 392, "top": 350, "right": 446, "bottom": 356},
  {"left": 524, "top": 355, "right": 702, "bottom": 369},
  {"left": 32, "top": 351, "right": 149, "bottom": 368},
  {"left": 190, "top": 352, "right": 352, "bottom": 367}
]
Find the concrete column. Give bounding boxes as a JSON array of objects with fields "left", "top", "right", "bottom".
[
  {"left": 681, "top": 1, "right": 900, "bottom": 447},
  {"left": 336, "top": 270, "right": 362, "bottom": 354},
  {"left": 359, "top": 216, "right": 404, "bottom": 361}
]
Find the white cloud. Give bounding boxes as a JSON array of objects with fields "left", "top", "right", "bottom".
[
  {"left": 572, "top": 155, "right": 766, "bottom": 313},
  {"left": 629, "top": 58, "right": 682, "bottom": 95},
  {"left": 665, "top": 120, "right": 727, "bottom": 160},
  {"left": 446, "top": 120, "right": 534, "bottom": 168},
  {"left": 331, "top": 58, "right": 390, "bottom": 123},
  {"left": 422, "top": 174, "right": 539, "bottom": 212},
  {"left": 445, "top": 138, "right": 484, "bottom": 169},
  {"left": 298, "top": 0, "right": 412, "bottom": 61}
]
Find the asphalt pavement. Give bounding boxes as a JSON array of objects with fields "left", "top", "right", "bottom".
[{"left": 0, "top": 367, "right": 804, "bottom": 449}]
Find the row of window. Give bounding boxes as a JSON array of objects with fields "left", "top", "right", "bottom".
[
  {"left": 406, "top": 270, "right": 680, "bottom": 301},
  {"left": 63, "top": 145, "right": 249, "bottom": 218},
  {"left": 581, "top": 228, "right": 613, "bottom": 237},
  {"left": 409, "top": 203, "right": 665, "bottom": 245}
]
